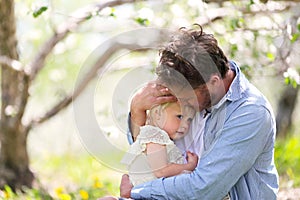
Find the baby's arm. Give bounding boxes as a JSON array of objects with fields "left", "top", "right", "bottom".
[{"left": 146, "top": 143, "right": 198, "bottom": 178}]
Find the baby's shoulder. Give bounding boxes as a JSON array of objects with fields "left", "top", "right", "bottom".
[{"left": 138, "top": 125, "right": 171, "bottom": 145}]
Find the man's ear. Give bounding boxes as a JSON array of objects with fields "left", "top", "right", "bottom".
[
  {"left": 206, "top": 74, "right": 222, "bottom": 93},
  {"left": 209, "top": 74, "right": 221, "bottom": 86}
]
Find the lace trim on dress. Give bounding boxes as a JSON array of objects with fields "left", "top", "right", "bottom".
[
  {"left": 137, "top": 125, "right": 173, "bottom": 146},
  {"left": 121, "top": 125, "right": 185, "bottom": 165},
  {"left": 121, "top": 125, "right": 172, "bottom": 165}
]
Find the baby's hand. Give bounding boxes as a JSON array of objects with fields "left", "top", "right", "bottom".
[{"left": 186, "top": 151, "right": 199, "bottom": 171}]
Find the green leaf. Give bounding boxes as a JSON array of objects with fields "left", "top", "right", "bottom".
[
  {"left": 284, "top": 68, "right": 300, "bottom": 88},
  {"left": 4, "top": 185, "right": 15, "bottom": 198},
  {"left": 85, "top": 14, "right": 93, "bottom": 20},
  {"left": 240, "top": 64, "right": 252, "bottom": 79},
  {"left": 291, "top": 33, "right": 300, "bottom": 43},
  {"left": 238, "top": 18, "right": 245, "bottom": 27},
  {"left": 297, "top": 23, "right": 300, "bottom": 31},
  {"left": 32, "top": 6, "right": 48, "bottom": 18},
  {"left": 284, "top": 77, "right": 298, "bottom": 88},
  {"left": 109, "top": 7, "right": 116, "bottom": 17},
  {"left": 229, "top": 18, "right": 239, "bottom": 30},
  {"left": 266, "top": 52, "right": 275, "bottom": 61},
  {"left": 292, "top": 80, "right": 298, "bottom": 88},
  {"left": 229, "top": 18, "right": 244, "bottom": 30},
  {"left": 230, "top": 44, "right": 238, "bottom": 57},
  {"left": 135, "top": 17, "right": 150, "bottom": 26},
  {"left": 284, "top": 77, "right": 290, "bottom": 85}
]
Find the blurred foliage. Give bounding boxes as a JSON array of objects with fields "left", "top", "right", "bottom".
[
  {"left": 284, "top": 68, "right": 300, "bottom": 89},
  {"left": 0, "top": 180, "right": 113, "bottom": 200},
  {"left": 275, "top": 135, "right": 300, "bottom": 187},
  {"left": 17, "top": 0, "right": 300, "bottom": 105}
]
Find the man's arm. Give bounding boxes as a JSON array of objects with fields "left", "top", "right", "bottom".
[{"left": 130, "top": 105, "right": 276, "bottom": 199}]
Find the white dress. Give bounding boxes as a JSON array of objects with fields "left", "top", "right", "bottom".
[{"left": 121, "top": 125, "right": 185, "bottom": 186}]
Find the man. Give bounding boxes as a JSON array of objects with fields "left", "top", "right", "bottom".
[{"left": 122, "top": 25, "right": 279, "bottom": 199}]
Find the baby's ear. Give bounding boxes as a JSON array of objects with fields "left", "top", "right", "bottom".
[{"left": 152, "top": 107, "right": 165, "bottom": 128}]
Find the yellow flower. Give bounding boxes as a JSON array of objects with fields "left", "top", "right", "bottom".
[
  {"left": 93, "top": 176, "right": 103, "bottom": 188},
  {"left": 55, "top": 186, "right": 65, "bottom": 196},
  {"left": 93, "top": 179, "right": 103, "bottom": 188},
  {"left": 79, "top": 189, "right": 89, "bottom": 199},
  {"left": 58, "top": 193, "right": 72, "bottom": 200},
  {"left": 3, "top": 190, "right": 10, "bottom": 198}
]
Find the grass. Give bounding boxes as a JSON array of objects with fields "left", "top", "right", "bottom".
[
  {"left": 275, "top": 134, "right": 300, "bottom": 188},
  {"left": 0, "top": 154, "right": 122, "bottom": 200}
]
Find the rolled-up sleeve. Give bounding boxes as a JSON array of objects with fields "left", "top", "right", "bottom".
[{"left": 127, "top": 112, "right": 134, "bottom": 145}]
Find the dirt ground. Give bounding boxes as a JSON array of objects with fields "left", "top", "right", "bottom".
[{"left": 278, "top": 188, "right": 300, "bottom": 200}]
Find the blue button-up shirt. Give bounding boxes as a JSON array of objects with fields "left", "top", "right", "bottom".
[{"left": 128, "top": 61, "right": 279, "bottom": 199}]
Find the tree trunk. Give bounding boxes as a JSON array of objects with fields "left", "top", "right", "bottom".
[
  {"left": 0, "top": 127, "right": 34, "bottom": 190},
  {"left": 0, "top": 0, "right": 144, "bottom": 190},
  {"left": 276, "top": 85, "right": 299, "bottom": 138},
  {"left": 0, "top": 0, "right": 33, "bottom": 190}
]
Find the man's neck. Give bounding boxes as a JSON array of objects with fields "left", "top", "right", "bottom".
[
  {"left": 223, "top": 69, "right": 235, "bottom": 93},
  {"left": 210, "top": 69, "right": 236, "bottom": 106},
  {"left": 207, "top": 69, "right": 235, "bottom": 108}
]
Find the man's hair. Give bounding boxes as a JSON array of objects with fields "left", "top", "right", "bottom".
[{"left": 156, "top": 24, "right": 229, "bottom": 89}]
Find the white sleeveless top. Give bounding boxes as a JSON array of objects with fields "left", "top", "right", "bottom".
[{"left": 121, "top": 125, "right": 185, "bottom": 186}]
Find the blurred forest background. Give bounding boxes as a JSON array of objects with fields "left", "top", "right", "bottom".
[{"left": 0, "top": 0, "right": 300, "bottom": 199}]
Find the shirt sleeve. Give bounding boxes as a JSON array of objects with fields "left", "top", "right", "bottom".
[
  {"left": 127, "top": 112, "right": 134, "bottom": 145},
  {"left": 131, "top": 104, "right": 274, "bottom": 199}
]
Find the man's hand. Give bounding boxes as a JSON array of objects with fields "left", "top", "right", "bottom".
[
  {"left": 120, "top": 174, "right": 133, "bottom": 198},
  {"left": 130, "top": 81, "right": 177, "bottom": 140},
  {"left": 131, "top": 81, "right": 176, "bottom": 113}
]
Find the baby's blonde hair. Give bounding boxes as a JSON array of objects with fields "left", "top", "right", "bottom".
[{"left": 146, "top": 102, "right": 173, "bottom": 126}]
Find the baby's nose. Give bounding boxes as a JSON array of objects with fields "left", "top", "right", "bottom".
[{"left": 180, "top": 122, "right": 189, "bottom": 130}]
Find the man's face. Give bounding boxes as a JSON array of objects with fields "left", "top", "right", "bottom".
[{"left": 171, "top": 84, "right": 212, "bottom": 112}]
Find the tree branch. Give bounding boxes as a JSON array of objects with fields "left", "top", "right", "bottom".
[
  {"left": 28, "top": 0, "right": 142, "bottom": 81},
  {"left": 27, "top": 44, "right": 147, "bottom": 127},
  {"left": 26, "top": 28, "right": 168, "bottom": 129},
  {"left": 204, "top": 0, "right": 300, "bottom": 3},
  {"left": 0, "top": 55, "right": 29, "bottom": 74}
]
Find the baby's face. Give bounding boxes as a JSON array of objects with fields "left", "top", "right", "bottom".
[
  {"left": 177, "top": 105, "right": 196, "bottom": 137},
  {"left": 161, "top": 103, "right": 195, "bottom": 140}
]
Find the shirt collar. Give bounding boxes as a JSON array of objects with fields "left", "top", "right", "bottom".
[{"left": 227, "top": 60, "right": 248, "bottom": 101}]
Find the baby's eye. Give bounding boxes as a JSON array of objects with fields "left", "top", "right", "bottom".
[
  {"left": 176, "top": 115, "right": 183, "bottom": 120},
  {"left": 187, "top": 117, "right": 193, "bottom": 123}
]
